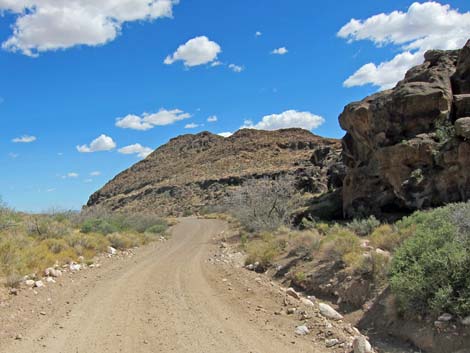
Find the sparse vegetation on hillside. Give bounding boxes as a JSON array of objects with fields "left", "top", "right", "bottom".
[
  {"left": 231, "top": 184, "right": 470, "bottom": 319},
  {"left": 0, "top": 203, "right": 168, "bottom": 287}
]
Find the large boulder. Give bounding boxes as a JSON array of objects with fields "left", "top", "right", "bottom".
[
  {"left": 340, "top": 41, "right": 470, "bottom": 218},
  {"left": 455, "top": 118, "right": 470, "bottom": 139}
]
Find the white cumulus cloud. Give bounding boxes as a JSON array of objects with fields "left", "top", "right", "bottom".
[
  {"left": 77, "top": 134, "right": 116, "bottom": 153},
  {"left": 243, "top": 110, "right": 325, "bottom": 131},
  {"left": 90, "top": 171, "right": 101, "bottom": 176},
  {"left": 228, "top": 64, "right": 244, "bottom": 72},
  {"left": 116, "top": 108, "right": 191, "bottom": 130},
  {"left": 164, "top": 36, "right": 221, "bottom": 67},
  {"left": 338, "top": 1, "right": 470, "bottom": 89},
  {"left": 207, "top": 115, "right": 218, "bottom": 123},
  {"left": 218, "top": 132, "right": 233, "bottom": 138},
  {"left": 255, "top": 31, "right": 262, "bottom": 37},
  {"left": 0, "top": 0, "right": 179, "bottom": 56},
  {"left": 271, "top": 47, "right": 288, "bottom": 55},
  {"left": 12, "top": 135, "right": 36, "bottom": 143},
  {"left": 118, "top": 143, "right": 153, "bottom": 159},
  {"left": 115, "top": 115, "right": 153, "bottom": 131},
  {"left": 184, "top": 123, "right": 199, "bottom": 129}
]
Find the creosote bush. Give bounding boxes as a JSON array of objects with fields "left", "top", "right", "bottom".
[{"left": 390, "top": 202, "right": 470, "bottom": 318}]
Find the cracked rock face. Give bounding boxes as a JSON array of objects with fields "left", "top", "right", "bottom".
[{"left": 339, "top": 40, "right": 470, "bottom": 219}]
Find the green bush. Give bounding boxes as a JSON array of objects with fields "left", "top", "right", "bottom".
[
  {"left": 80, "top": 218, "right": 119, "bottom": 235},
  {"left": 145, "top": 222, "right": 168, "bottom": 235},
  {"left": 390, "top": 204, "right": 470, "bottom": 317},
  {"left": 347, "top": 216, "right": 380, "bottom": 236}
]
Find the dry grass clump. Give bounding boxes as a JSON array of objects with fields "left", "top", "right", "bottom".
[
  {"left": 244, "top": 232, "right": 284, "bottom": 268},
  {"left": 0, "top": 203, "right": 169, "bottom": 287}
]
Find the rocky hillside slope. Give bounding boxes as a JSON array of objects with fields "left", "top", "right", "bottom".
[
  {"left": 339, "top": 40, "right": 470, "bottom": 218},
  {"left": 87, "top": 129, "right": 341, "bottom": 215}
]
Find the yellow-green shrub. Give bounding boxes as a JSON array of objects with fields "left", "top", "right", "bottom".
[
  {"left": 370, "top": 224, "right": 409, "bottom": 252},
  {"left": 287, "top": 229, "right": 321, "bottom": 255},
  {"left": 245, "top": 238, "right": 281, "bottom": 268},
  {"left": 107, "top": 232, "right": 144, "bottom": 250}
]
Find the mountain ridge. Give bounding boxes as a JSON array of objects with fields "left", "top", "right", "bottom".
[{"left": 87, "top": 128, "right": 341, "bottom": 215}]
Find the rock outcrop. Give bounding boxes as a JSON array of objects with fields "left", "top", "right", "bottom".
[
  {"left": 87, "top": 129, "right": 340, "bottom": 215},
  {"left": 340, "top": 40, "right": 470, "bottom": 218}
]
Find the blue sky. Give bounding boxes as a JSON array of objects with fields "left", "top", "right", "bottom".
[{"left": 1, "top": 0, "right": 470, "bottom": 211}]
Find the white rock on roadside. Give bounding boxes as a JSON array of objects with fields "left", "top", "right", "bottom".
[
  {"left": 24, "top": 279, "right": 35, "bottom": 288},
  {"left": 353, "top": 336, "right": 373, "bottom": 353},
  {"left": 69, "top": 263, "right": 81, "bottom": 272},
  {"left": 295, "top": 325, "right": 310, "bottom": 336},
  {"left": 107, "top": 246, "right": 117, "bottom": 255},
  {"left": 300, "top": 298, "right": 315, "bottom": 307},
  {"left": 34, "top": 280, "right": 45, "bottom": 288},
  {"left": 286, "top": 287, "right": 301, "bottom": 300},
  {"left": 325, "top": 338, "right": 340, "bottom": 347},
  {"left": 319, "top": 303, "right": 343, "bottom": 320},
  {"left": 45, "top": 268, "right": 62, "bottom": 278},
  {"left": 46, "top": 277, "right": 56, "bottom": 283}
]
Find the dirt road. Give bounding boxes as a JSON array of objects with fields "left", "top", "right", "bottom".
[{"left": 1, "top": 218, "right": 318, "bottom": 353}]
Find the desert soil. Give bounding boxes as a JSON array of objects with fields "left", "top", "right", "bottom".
[{"left": 0, "top": 218, "right": 335, "bottom": 353}]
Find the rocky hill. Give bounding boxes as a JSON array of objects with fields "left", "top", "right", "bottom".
[
  {"left": 339, "top": 40, "right": 470, "bottom": 218},
  {"left": 87, "top": 129, "right": 341, "bottom": 215},
  {"left": 89, "top": 40, "right": 470, "bottom": 220}
]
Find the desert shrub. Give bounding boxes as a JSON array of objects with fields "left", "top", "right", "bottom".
[
  {"left": 78, "top": 208, "right": 167, "bottom": 235},
  {"left": 322, "top": 228, "right": 361, "bottom": 261},
  {"left": 369, "top": 224, "right": 408, "bottom": 252},
  {"left": 145, "top": 222, "right": 168, "bottom": 235},
  {"left": 315, "top": 222, "right": 330, "bottom": 235},
  {"left": 287, "top": 230, "right": 321, "bottom": 256},
  {"left": 224, "top": 175, "right": 302, "bottom": 232},
  {"left": 80, "top": 218, "right": 119, "bottom": 235},
  {"left": 26, "top": 216, "right": 72, "bottom": 239},
  {"left": 245, "top": 236, "right": 281, "bottom": 269},
  {"left": 358, "top": 251, "right": 391, "bottom": 283},
  {"left": 390, "top": 204, "right": 470, "bottom": 317},
  {"left": 0, "top": 237, "right": 25, "bottom": 276},
  {"left": 107, "top": 233, "right": 143, "bottom": 250},
  {"left": 347, "top": 216, "right": 380, "bottom": 236},
  {"left": 0, "top": 200, "right": 19, "bottom": 231},
  {"left": 118, "top": 213, "right": 167, "bottom": 233},
  {"left": 21, "top": 243, "right": 58, "bottom": 273},
  {"left": 66, "top": 233, "right": 110, "bottom": 258},
  {"left": 5, "top": 273, "right": 23, "bottom": 288},
  {"left": 435, "top": 119, "right": 455, "bottom": 143},
  {"left": 43, "top": 238, "right": 70, "bottom": 254},
  {"left": 293, "top": 271, "right": 307, "bottom": 283}
]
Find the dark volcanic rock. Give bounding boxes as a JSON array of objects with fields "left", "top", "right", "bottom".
[
  {"left": 87, "top": 129, "right": 341, "bottom": 216},
  {"left": 340, "top": 40, "right": 470, "bottom": 218}
]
